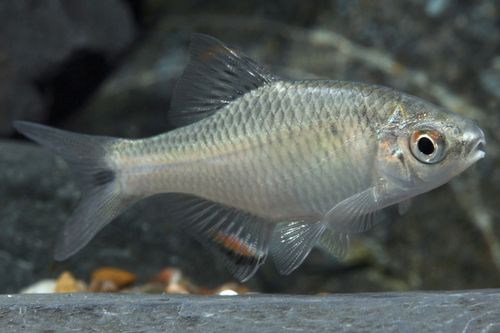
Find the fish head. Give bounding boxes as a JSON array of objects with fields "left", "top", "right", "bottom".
[{"left": 377, "top": 95, "right": 486, "bottom": 191}]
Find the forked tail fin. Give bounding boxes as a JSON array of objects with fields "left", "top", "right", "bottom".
[{"left": 13, "top": 121, "right": 137, "bottom": 260}]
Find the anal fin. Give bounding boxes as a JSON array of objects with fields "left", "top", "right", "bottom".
[{"left": 168, "top": 194, "right": 274, "bottom": 282}]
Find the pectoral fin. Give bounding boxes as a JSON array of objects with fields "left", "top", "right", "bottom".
[{"left": 322, "top": 185, "right": 383, "bottom": 234}]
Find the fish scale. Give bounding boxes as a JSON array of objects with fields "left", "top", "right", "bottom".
[{"left": 13, "top": 34, "right": 485, "bottom": 281}]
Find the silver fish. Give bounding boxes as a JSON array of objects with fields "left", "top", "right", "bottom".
[{"left": 14, "top": 34, "right": 486, "bottom": 282}]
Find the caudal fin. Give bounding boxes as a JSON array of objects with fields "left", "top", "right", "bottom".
[{"left": 13, "top": 121, "right": 135, "bottom": 260}]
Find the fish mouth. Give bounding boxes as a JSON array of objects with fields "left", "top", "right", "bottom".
[{"left": 468, "top": 138, "right": 486, "bottom": 163}]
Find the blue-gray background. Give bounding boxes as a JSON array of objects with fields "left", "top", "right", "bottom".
[{"left": 0, "top": 0, "right": 498, "bottom": 294}]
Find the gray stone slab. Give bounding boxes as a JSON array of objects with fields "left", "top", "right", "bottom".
[{"left": 1, "top": 290, "right": 499, "bottom": 332}]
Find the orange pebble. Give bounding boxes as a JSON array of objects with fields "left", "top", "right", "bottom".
[
  {"left": 91, "top": 267, "right": 136, "bottom": 289},
  {"left": 55, "top": 271, "right": 79, "bottom": 293},
  {"left": 148, "top": 267, "right": 182, "bottom": 285}
]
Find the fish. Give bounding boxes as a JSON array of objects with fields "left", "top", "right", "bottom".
[{"left": 13, "top": 34, "right": 486, "bottom": 282}]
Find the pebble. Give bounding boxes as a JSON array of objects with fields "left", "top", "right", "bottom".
[
  {"left": 55, "top": 271, "right": 79, "bottom": 293},
  {"left": 20, "top": 280, "right": 56, "bottom": 294},
  {"left": 89, "top": 279, "right": 119, "bottom": 293},
  {"left": 18, "top": 267, "right": 250, "bottom": 295},
  {"left": 91, "top": 267, "right": 136, "bottom": 289}
]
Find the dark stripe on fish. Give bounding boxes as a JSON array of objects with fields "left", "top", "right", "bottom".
[{"left": 93, "top": 169, "right": 115, "bottom": 186}]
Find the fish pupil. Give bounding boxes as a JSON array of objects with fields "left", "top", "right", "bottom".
[{"left": 418, "top": 137, "right": 434, "bottom": 155}]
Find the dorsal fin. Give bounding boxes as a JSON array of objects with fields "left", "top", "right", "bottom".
[{"left": 169, "top": 34, "right": 280, "bottom": 127}]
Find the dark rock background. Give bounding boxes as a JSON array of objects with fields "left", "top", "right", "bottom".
[
  {"left": 1, "top": 0, "right": 499, "bottom": 294},
  {"left": 0, "top": 0, "right": 136, "bottom": 136}
]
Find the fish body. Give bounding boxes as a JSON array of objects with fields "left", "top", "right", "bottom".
[
  {"left": 121, "top": 80, "right": 386, "bottom": 219},
  {"left": 14, "top": 34, "right": 486, "bottom": 281}
]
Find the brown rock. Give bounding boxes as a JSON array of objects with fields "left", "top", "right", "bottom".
[{"left": 91, "top": 267, "right": 136, "bottom": 289}]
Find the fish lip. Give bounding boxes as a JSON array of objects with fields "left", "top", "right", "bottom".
[
  {"left": 476, "top": 139, "right": 485, "bottom": 153},
  {"left": 468, "top": 138, "right": 486, "bottom": 163}
]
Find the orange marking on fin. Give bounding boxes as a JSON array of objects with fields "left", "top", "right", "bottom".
[
  {"left": 199, "top": 44, "right": 243, "bottom": 62},
  {"left": 200, "top": 45, "right": 229, "bottom": 62},
  {"left": 212, "top": 231, "right": 251, "bottom": 256}
]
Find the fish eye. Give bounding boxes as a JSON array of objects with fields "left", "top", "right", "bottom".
[{"left": 410, "top": 130, "right": 446, "bottom": 164}]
